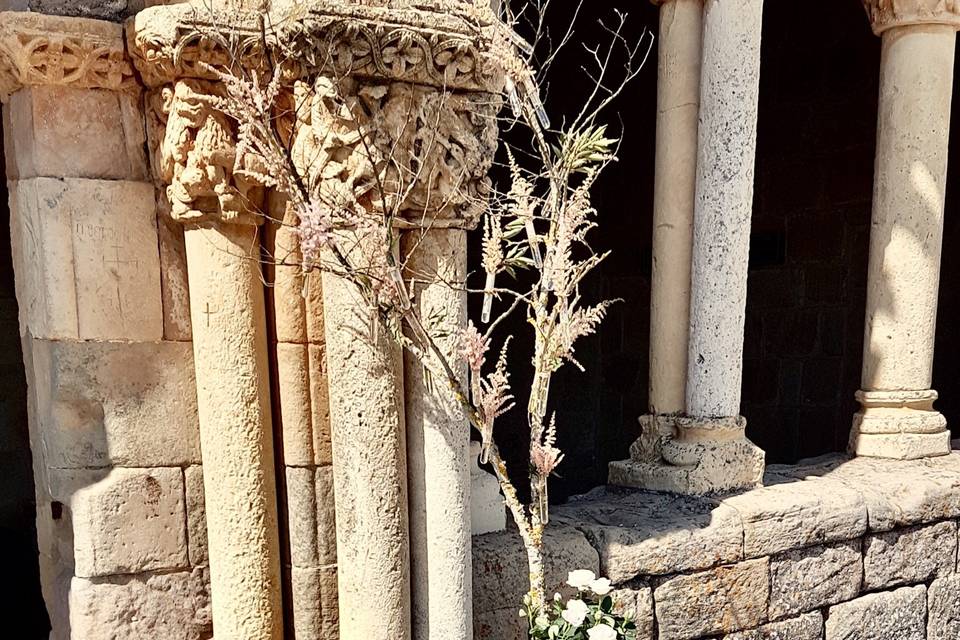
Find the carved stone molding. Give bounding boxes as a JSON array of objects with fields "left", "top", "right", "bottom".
[
  {"left": 0, "top": 11, "right": 137, "bottom": 102},
  {"left": 128, "top": 0, "right": 503, "bottom": 93},
  {"left": 862, "top": 0, "right": 960, "bottom": 34}
]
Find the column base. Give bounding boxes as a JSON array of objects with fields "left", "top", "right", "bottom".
[
  {"left": 610, "top": 415, "right": 764, "bottom": 496},
  {"left": 849, "top": 389, "right": 950, "bottom": 460}
]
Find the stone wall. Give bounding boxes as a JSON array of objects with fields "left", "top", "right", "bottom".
[
  {"left": 473, "top": 451, "right": 960, "bottom": 640},
  {"left": 2, "top": 15, "right": 212, "bottom": 638},
  {"left": 0, "top": 124, "right": 47, "bottom": 635}
]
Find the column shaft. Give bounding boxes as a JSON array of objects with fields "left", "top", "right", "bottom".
[
  {"left": 403, "top": 229, "right": 472, "bottom": 640},
  {"left": 852, "top": 24, "right": 955, "bottom": 459},
  {"left": 323, "top": 235, "right": 411, "bottom": 640},
  {"left": 184, "top": 223, "right": 283, "bottom": 640},
  {"left": 648, "top": 0, "right": 702, "bottom": 416},
  {"left": 685, "top": 0, "right": 764, "bottom": 418}
]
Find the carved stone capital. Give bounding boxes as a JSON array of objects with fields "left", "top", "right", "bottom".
[
  {"left": 128, "top": 0, "right": 504, "bottom": 93},
  {"left": 151, "top": 79, "right": 266, "bottom": 226},
  {"left": 862, "top": 0, "right": 960, "bottom": 34},
  {"left": 0, "top": 11, "right": 137, "bottom": 102}
]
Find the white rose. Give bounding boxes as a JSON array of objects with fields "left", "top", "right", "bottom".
[
  {"left": 561, "top": 598, "right": 590, "bottom": 627},
  {"left": 589, "top": 577, "right": 613, "bottom": 596},
  {"left": 587, "top": 623, "right": 618, "bottom": 640},
  {"left": 567, "top": 569, "right": 597, "bottom": 590}
]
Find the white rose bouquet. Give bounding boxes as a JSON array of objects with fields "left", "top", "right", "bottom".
[{"left": 520, "top": 570, "right": 637, "bottom": 639}]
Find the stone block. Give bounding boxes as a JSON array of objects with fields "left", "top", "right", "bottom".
[
  {"left": 26, "top": 339, "right": 200, "bottom": 468},
  {"left": 474, "top": 607, "right": 525, "bottom": 640},
  {"left": 552, "top": 486, "right": 742, "bottom": 582},
  {"left": 157, "top": 215, "right": 192, "bottom": 341},
  {"left": 9, "top": 177, "right": 162, "bottom": 340},
  {"left": 862, "top": 520, "right": 956, "bottom": 590},
  {"left": 286, "top": 465, "right": 337, "bottom": 568},
  {"left": 769, "top": 540, "right": 861, "bottom": 620},
  {"left": 785, "top": 454, "right": 960, "bottom": 531},
  {"left": 184, "top": 465, "right": 207, "bottom": 566},
  {"left": 4, "top": 86, "right": 147, "bottom": 181},
  {"left": 824, "top": 585, "right": 925, "bottom": 640},
  {"left": 472, "top": 525, "right": 599, "bottom": 614},
  {"left": 62, "top": 467, "right": 188, "bottom": 577},
  {"left": 290, "top": 565, "right": 338, "bottom": 640},
  {"left": 470, "top": 441, "right": 506, "bottom": 535},
  {"left": 277, "top": 343, "right": 331, "bottom": 467},
  {"left": 609, "top": 582, "right": 654, "bottom": 640},
  {"left": 721, "top": 475, "right": 867, "bottom": 558},
  {"left": 68, "top": 567, "right": 212, "bottom": 640},
  {"left": 653, "top": 558, "right": 769, "bottom": 640},
  {"left": 722, "top": 612, "right": 823, "bottom": 640},
  {"left": 929, "top": 574, "right": 960, "bottom": 640},
  {"left": 308, "top": 343, "right": 332, "bottom": 466}
]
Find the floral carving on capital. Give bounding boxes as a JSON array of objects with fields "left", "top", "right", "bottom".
[
  {"left": 862, "top": 0, "right": 960, "bottom": 34},
  {"left": 127, "top": 0, "right": 504, "bottom": 93},
  {"left": 289, "top": 77, "right": 499, "bottom": 228},
  {"left": 0, "top": 11, "right": 136, "bottom": 102}
]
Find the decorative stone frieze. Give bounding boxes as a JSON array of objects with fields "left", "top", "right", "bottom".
[
  {"left": 0, "top": 10, "right": 136, "bottom": 102},
  {"left": 862, "top": 0, "right": 960, "bottom": 34},
  {"left": 128, "top": 0, "right": 503, "bottom": 92}
]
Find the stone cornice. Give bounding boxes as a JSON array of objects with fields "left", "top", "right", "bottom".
[
  {"left": 0, "top": 11, "right": 137, "bottom": 102},
  {"left": 128, "top": 0, "right": 503, "bottom": 93},
  {"left": 862, "top": 0, "right": 960, "bottom": 34}
]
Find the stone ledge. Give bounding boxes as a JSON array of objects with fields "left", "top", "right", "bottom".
[{"left": 474, "top": 452, "right": 960, "bottom": 639}]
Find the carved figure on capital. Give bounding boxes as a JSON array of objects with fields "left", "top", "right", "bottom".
[{"left": 159, "top": 79, "right": 265, "bottom": 225}]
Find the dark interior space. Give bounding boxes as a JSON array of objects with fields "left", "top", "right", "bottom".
[
  {"left": 475, "top": 0, "right": 960, "bottom": 503},
  {"left": 0, "top": 123, "right": 49, "bottom": 636}
]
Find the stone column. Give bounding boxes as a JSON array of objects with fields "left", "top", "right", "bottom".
[
  {"left": 612, "top": 0, "right": 702, "bottom": 481},
  {"left": 612, "top": 0, "right": 765, "bottom": 496},
  {"left": 182, "top": 220, "right": 283, "bottom": 640},
  {"left": 142, "top": 71, "right": 284, "bottom": 639},
  {"left": 403, "top": 228, "right": 472, "bottom": 640},
  {"left": 850, "top": 1, "right": 960, "bottom": 460},
  {"left": 321, "top": 232, "right": 412, "bottom": 640}
]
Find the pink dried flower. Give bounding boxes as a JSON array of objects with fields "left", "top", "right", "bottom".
[
  {"left": 530, "top": 442, "right": 564, "bottom": 477},
  {"left": 297, "top": 200, "right": 335, "bottom": 267},
  {"left": 458, "top": 321, "right": 489, "bottom": 374}
]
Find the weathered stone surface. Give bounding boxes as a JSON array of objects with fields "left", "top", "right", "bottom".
[
  {"left": 609, "top": 582, "right": 655, "bottom": 640},
  {"left": 286, "top": 465, "right": 337, "bottom": 568},
  {"left": 184, "top": 465, "right": 207, "bottom": 566},
  {"left": 723, "top": 612, "right": 823, "bottom": 640},
  {"left": 69, "top": 567, "right": 211, "bottom": 640},
  {"left": 553, "top": 486, "right": 742, "bottom": 582},
  {"left": 157, "top": 215, "right": 192, "bottom": 341},
  {"left": 769, "top": 540, "right": 861, "bottom": 620},
  {"left": 27, "top": 0, "right": 145, "bottom": 21},
  {"left": 824, "top": 585, "right": 925, "bottom": 640},
  {"left": 721, "top": 475, "right": 867, "bottom": 558},
  {"left": 277, "top": 343, "right": 331, "bottom": 467},
  {"left": 62, "top": 467, "right": 189, "bottom": 577},
  {"left": 4, "top": 86, "right": 147, "bottom": 180},
  {"left": 784, "top": 454, "right": 960, "bottom": 531},
  {"left": 290, "top": 565, "right": 338, "bottom": 640},
  {"left": 653, "top": 558, "right": 769, "bottom": 640},
  {"left": 9, "top": 177, "right": 162, "bottom": 340},
  {"left": 929, "top": 574, "right": 960, "bottom": 640},
  {"left": 472, "top": 525, "right": 599, "bottom": 615},
  {"left": 474, "top": 607, "right": 525, "bottom": 640},
  {"left": 863, "top": 520, "right": 956, "bottom": 589},
  {"left": 26, "top": 339, "right": 200, "bottom": 468}
]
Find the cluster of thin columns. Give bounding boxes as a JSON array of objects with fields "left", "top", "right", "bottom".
[{"left": 612, "top": 0, "right": 960, "bottom": 496}]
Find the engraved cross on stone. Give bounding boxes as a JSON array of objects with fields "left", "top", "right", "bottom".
[
  {"left": 103, "top": 245, "right": 139, "bottom": 270},
  {"left": 203, "top": 302, "right": 219, "bottom": 327}
]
